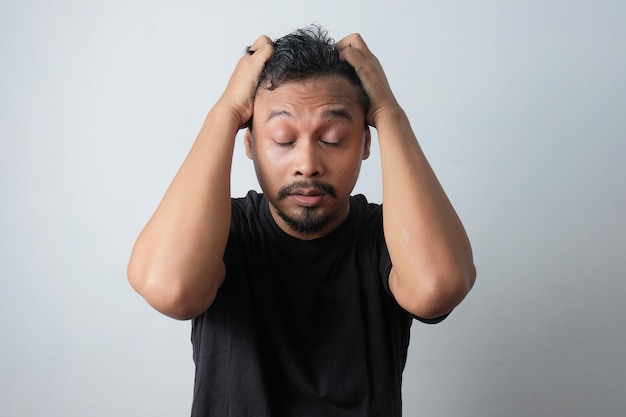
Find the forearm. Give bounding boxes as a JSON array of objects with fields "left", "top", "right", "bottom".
[
  {"left": 128, "top": 106, "right": 239, "bottom": 319},
  {"left": 377, "top": 108, "right": 475, "bottom": 317}
]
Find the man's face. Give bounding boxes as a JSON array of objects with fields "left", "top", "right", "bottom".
[{"left": 245, "top": 75, "right": 371, "bottom": 240}]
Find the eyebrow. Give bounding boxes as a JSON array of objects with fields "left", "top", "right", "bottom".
[
  {"left": 323, "top": 108, "right": 353, "bottom": 122},
  {"left": 265, "top": 110, "right": 292, "bottom": 122},
  {"left": 265, "top": 108, "right": 354, "bottom": 123}
]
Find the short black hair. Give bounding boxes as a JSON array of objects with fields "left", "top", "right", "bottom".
[{"left": 257, "top": 25, "right": 370, "bottom": 113}]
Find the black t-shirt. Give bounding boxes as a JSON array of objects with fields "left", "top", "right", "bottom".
[{"left": 190, "top": 191, "right": 443, "bottom": 416}]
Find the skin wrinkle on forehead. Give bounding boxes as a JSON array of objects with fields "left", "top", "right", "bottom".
[
  {"left": 253, "top": 77, "right": 367, "bottom": 139},
  {"left": 265, "top": 108, "right": 354, "bottom": 124}
]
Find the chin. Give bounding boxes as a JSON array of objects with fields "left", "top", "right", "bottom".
[{"left": 277, "top": 206, "right": 335, "bottom": 235}]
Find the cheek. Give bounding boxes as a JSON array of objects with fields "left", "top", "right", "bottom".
[
  {"left": 263, "top": 147, "right": 286, "bottom": 166},
  {"left": 251, "top": 146, "right": 287, "bottom": 189},
  {"left": 334, "top": 155, "right": 364, "bottom": 190},
  {"left": 256, "top": 149, "right": 287, "bottom": 180}
]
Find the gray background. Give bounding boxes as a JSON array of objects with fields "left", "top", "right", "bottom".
[{"left": 1, "top": 1, "right": 624, "bottom": 416}]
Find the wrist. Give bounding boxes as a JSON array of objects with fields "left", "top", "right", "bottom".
[
  {"left": 372, "top": 105, "right": 409, "bottom": 130},
  {"left": 207, "top": 103, "right": 246, "bottom": 133}
]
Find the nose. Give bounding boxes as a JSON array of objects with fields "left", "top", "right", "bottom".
[{"left": 292, "top": 139, "right": 323, "bottom": 178}]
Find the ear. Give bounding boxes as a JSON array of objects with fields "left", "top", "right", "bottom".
[
  {"left": 362, "top": 127, "right": 371, "bottom": 160},
  {"left": 244, "top": 128, "right": 254, "bottom": 159}
]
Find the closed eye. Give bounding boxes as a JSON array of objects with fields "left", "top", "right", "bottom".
[
  {"left": 320, "top": 138, "right": 342, "bottom": 147},
  {"left": 274, "top": 140, "right": 295, "bottom": 147}
]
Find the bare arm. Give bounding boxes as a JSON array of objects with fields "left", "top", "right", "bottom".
[
  {"left": 127, "top": 37, "right": 274, "bottom": 320},
  {"left": 338, "top": 34, "right": 476, "bottom": 319}
]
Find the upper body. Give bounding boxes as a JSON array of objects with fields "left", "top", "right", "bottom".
[
  {"left": 191, "top": 191, "right": 423, "bottom": 416},
  {"left": 127, "top": 25, "right": 476, "bottom": 414}
]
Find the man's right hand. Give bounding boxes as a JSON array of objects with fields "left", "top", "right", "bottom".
[{"left": 216, "top": 35, "right": 274, "bottom": 129}]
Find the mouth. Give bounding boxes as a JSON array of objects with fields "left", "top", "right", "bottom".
[
  {"left": 288, "top": 189, "right": 325, "bottom": 207},
  {"left": 277, "top": 181, "right": 337, "bottom": 205}
]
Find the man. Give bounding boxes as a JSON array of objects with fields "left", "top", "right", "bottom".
[{"left": 128, "top": 26, "right": 475, "bottom": 416}]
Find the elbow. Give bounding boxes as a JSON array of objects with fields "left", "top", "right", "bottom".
[
  {"left": 393, "top": 264, "right": 476, "bottom": 319},
  {"left": 127, "top": 260, "right": 218, "bottom": 320}
]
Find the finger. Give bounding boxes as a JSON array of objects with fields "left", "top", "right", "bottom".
[
  {"left": 245, "top": 35, "right": 273, "bottom": 56},
  {"left": 338, "top": 46, "right": 368, "bottom": 73},
  {"left": 336, "top": 33, "right": 368, "bottom": 52}
]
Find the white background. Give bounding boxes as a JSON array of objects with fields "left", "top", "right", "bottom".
[{"left": 1, "top": 1, "right": 625, "bottom": 416}]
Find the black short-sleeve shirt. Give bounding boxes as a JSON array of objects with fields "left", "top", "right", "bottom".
[{"left": 190, "top": 191, "right": 442, "bottom": 417}]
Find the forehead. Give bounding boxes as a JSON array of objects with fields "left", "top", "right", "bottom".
[{"left": 253, "top": 75, "right": 364, "bottom": 120}]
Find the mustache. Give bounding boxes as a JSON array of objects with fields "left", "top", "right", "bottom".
[{"left": 276, "top": 180, "right": 337, "bottom": 200}]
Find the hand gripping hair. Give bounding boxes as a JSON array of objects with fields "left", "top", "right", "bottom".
[{"left": 252, "top": 24, "right": 370, "bottom": 114}]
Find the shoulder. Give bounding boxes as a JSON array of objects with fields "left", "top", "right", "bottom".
[
  {"left": 231, "top": 190, "right": 270, "bottom": 227},
  {"left": 349, "top": 194, "right": 383, "bottom": 228},
  {"left": 228, "top": 191, "right": 265, "bottom": 245},
  {"left": 349, "top": 194, "right": 381, "bottom": 213},
  {"left": 232, "top": 190, "right": 263, "bottom": 212}
]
